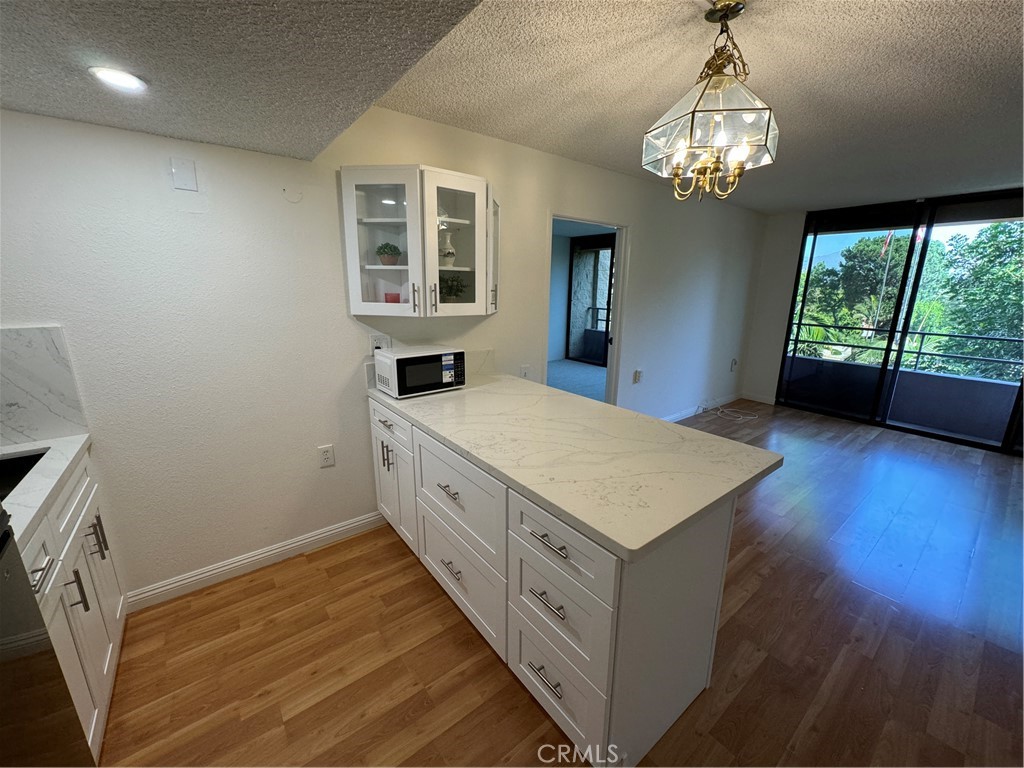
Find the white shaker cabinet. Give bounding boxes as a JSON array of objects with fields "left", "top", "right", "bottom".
[
  {"left": 369, "top": 403, "right": 418, "bottom": 554},
  {"left": 365, "top": 379, "right": 781, "bottom": 766},
  {"left": 341, "top": 165, "right": 499, "bottom": 317},
  {"left": 24, "top": 447, "right": 126, "bottom": 761}
]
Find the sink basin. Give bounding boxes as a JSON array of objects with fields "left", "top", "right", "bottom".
[{"left": 0, "top": 450, "right": 48, "bottom": 501}]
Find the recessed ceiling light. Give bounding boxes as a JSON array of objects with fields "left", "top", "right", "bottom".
[{"left": 88, "top": 67, "right": 147, "bottom": 93}]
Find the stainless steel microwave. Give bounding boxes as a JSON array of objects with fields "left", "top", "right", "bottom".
[{"left": 373, "top": 347, "right": 466, "bottom": 399}]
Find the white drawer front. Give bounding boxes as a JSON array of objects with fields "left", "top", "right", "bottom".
[
  {"left": 509, "top": 533, "right": 615, "bottom": 693},
  {"left": 509, "top": 490, "right": 619, "bottom": 607},
  {"left": 415, "top": 430, "right": 507, "bottom": 574},
  {"left": 369, "top": 399, "right": 413, "bottom": 453},
  {"left": 50, "top": 458, "right": 95, "bottom": 560},
  {"left": 508, "top": 605, "right": 608, "bottom": 750},
  {"left": 420, "top": 504, "right": 506, "bottom": 660}
]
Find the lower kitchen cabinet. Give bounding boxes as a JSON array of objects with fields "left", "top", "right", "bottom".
[
  {"left": 367, "top": 390, "right": 749, "bottom": 766},
  {"left": 370, "top": 408, "right": 418, "bottom": 554},
  {"left": 24, "top": 448, "right": 126, "bottom": 762}
]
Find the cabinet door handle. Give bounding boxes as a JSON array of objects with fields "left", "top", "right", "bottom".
[
  {"left": 436, "top": 483, "right": 460, "bottom": 503},
  {"left": 377, "top": 418, "right": 394, "bottom": 431},
  {"left": 64, "top": 568, "right": 90, "bottom": 612},
  {"left": 30, "top": 555, "right": 55, "bottom": 594},
  {"left": 529, "top": 587, "right": 566, "bottom": 621},
  {"left": 527, "top": 662, "right": 563, "bottom": 700},
  {"left": 528, "top": 529, "right": 569, "bottom": 559},
  {"left": 430, "top": 283, "right": 439, "bottom": 312},
  {"left": 491, "top": 284, "right": 498, "bottom": 310},
  {"left": 412, "top": 283, "right": 420, "bottom": 313},
  {"left": 381, "top": 440, "right": 388, "bottom": 469},
  {"left": 440, "top": 558, "right": 462, "bottom": 581},
  {"left": 386, "top": 446, "right": 395, "bottom": 472},
  {"left": 95, "top": 513, "right": 110, "bottom": 552},
  {"left": 87, "top": 521, "right": 107, "bottom": 560}
]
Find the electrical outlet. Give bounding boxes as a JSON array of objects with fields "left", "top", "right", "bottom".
[
  {"left": 520, "top": 364, "right": 530, "bottom": 379},
  {"left": 318, "top": 444, "right": 335, "bottom": 468},
  {"left": 369, "top": 334, "right": 391, "bottom": 354},
  {"left": 632, "top": 369, "right": 643, "bottom": 384}
]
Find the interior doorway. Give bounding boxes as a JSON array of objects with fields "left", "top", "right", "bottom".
[{"left": 547, "top": 218, "right": 620, "bottom": 403}]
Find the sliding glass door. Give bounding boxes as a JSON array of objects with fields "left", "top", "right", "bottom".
[{"left": 778, "top": 190, "right": 1023, "bottom": 451}]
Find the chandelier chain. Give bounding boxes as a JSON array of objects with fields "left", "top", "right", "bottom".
[{"left": 697, "top": 21, "right": 749, "bottom": 82}]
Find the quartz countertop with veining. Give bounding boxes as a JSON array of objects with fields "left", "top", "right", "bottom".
[
  {"left": 368, "top": 375, "right": 782, "bottom": 561},
  {"left": 3, "top": 434, "right": 91, "bottom": 543}
]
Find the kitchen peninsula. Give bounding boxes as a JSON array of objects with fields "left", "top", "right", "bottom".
[{"left": 368, "top": 374, "right": 782, "bottom": 765}]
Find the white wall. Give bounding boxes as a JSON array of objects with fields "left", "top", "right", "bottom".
[
  {"left": 739, "top": 212, "right": 806, "bottom": 402},
  {"left": 1, "top": 110, "right": 376, "bottom": 594},
  {"left": 1, "top": 106, "right": 767, "bottom": 597},
  {"left": 548, "top": 235, "right": 570, "bottom": 361}
]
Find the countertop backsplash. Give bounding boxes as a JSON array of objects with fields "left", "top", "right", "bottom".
[{"left": 1, "top": 326, "right": 88, "bottom": 445}]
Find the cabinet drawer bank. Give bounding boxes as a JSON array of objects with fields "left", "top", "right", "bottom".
[{"left": 367, "top": 377, "right": 781, "bottom": 766}]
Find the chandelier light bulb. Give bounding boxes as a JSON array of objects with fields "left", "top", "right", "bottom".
[{"left": 727, "top": 140, "right": 751, "bottom": 164}]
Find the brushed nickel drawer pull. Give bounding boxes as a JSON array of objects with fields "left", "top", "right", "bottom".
[
  {"left": 87, "top": 521, "right": 107, "bottom": 560},
  {"left": 64, "top": 568, "right": 90, "bottom": 612},
  {"left": 527, "top": 662, "right": 563, "bottom": 700},
  {"left": 529, "top": 529, "right": 569, "bottom": 559},
  {"left": 381, "top": 440, "right": 387, "bottom": 469},
  {"left": 377, "top": 418, "right": 394, "bottom": 430},
  {"left": 437, "top": 483, "right": 460, "bottom": 503},
  {"left": 30, "top": 555, "right": 55, "bottom": 594},
  {"left": 386, "top": 446, "right": 395, "bottom": 472},
  {"left": 529, "top": 587, "right": 566, "bottom": 620},
  {"left": 440, "top": 558, "right": 462, "bottom": 581},
  {"left": 412, "top": 283, "right": 420, "bottom": 313},
  {"left": 95, "top": 513, "right": 110, "bottom": 552}
]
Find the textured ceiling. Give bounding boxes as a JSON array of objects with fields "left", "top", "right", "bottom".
[
  {"left": 2, "top": 0, "right": 1020, "bottom": 212},
  {"left": 0, "top": 0, "right": 480, "bottom": 160},
  {"left": 378, "top": 0, "right": 1024, "bottom": 212}
]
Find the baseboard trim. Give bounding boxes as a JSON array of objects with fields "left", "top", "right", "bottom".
[
  {"left": 126, "top": 511, "right": 387, "bottom": 612},
  {"left": 662, "top": 392, "right": 740, "bottom": 423},
  {"left": 741, "top": 394, "right": 777, "bottom": 405}
]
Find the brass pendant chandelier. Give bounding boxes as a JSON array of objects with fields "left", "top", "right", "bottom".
[{"left": 642, "top": 0, "right": 778, "bottom": 201}]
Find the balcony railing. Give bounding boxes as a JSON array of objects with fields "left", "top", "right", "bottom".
[{"left": 788, "top": 321, "right": 1023, "bottom": 381}]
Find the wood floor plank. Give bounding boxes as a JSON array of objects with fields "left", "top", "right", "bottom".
[{"left": 100, "top": 401, "right": 1022, "bottom": 767}]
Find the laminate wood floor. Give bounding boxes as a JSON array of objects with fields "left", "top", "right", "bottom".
[{"left": 101, "top": 401, "right": 1022, "bottom": 767}]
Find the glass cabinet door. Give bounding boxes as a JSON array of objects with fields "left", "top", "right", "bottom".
[
  {"left": 422, "top": 169, "right": 488, "bottom": 316},
  {"left": 341, "top": 166, "right": 424, "bottom": 316}
]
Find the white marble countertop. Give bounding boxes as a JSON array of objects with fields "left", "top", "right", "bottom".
[
  {"left": 2, "top": 434, "right": 91, "bottom": 543},
  {"left": 368, "top": 376, "right": 782, "bottom": 561}
]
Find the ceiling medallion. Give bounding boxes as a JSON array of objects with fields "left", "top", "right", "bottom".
[{"left": 642, "top": 0, "right": 778, "bottom": 201}]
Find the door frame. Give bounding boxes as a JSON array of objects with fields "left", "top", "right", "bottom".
[{"left": 547, "top": 214, "right": 630, "bottom": 406}]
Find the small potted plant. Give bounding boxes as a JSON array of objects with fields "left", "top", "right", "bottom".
[
  {"left": 439, "top": 273, "right": 467, "bottom": 302},
  {"left": 376, "top": 242, "right": 402, "bottom": 266}
]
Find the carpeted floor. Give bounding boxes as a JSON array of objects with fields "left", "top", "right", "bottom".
[{"left": 545, "top": 358, "right": 607, "bottom": 402}]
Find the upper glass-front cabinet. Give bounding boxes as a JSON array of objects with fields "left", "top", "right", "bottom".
[
  {"left": 341, "top": 166, "right": 424, "bottom": 316},
  {"left": 341, "top": 165, "right": 498, "bottom": 317}
]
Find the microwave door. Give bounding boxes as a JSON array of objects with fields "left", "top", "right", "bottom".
[{"left": 396, "top": 354, "right": 453, "bottom": 397}]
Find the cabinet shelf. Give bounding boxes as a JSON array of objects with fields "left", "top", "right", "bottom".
[
  {"left": 438, "top": 217, "right": 472, "bottom": 226},
  {"left": 438, "top": 266, "right": 472, "bottom": 272},
  {"left": 364, "top": 264, "right": 410, "bottom": 271},
  {"left": 358, "top": 217, "right": 408, "bottom": 224}
]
